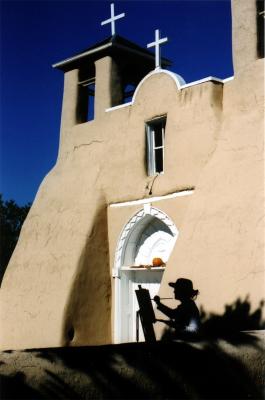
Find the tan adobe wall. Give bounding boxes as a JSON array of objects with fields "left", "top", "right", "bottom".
[
  {"left": 159, "top": 59, "right": 264, "bottom": 335},
  {"left": 232, "top": 0, "right": 259, "bottom": 75},
  {"left": 0, "top": 72, "right": 223, "bottom": 350},
  {"left": 0, "top": 0, "right": 263, "bottom": 350}
]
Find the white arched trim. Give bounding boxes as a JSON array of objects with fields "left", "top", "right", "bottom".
[
  {"left": 113, "top": 206, "right": 178, "bottom": 278},
  {"left": 131, "top": 69, "right": 185, "bottom": 99},
  {"left": 113, "top": 206, "right": 178, "bottom": 343}
]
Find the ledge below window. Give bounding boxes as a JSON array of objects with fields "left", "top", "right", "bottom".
[{"left": 120, "top": 266, "right": 165, "bottom": 271}]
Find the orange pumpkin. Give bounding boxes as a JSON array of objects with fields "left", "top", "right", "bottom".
[{"left": 152, "top": 257, "right": 164, "bottom": 267}]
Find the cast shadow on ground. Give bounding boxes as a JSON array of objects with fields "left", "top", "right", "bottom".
[
  {"left": 33, "top": 338, "right": 263, "bottom": 400},
  {"left": 0, "top": 372, "right": 44, "bottom": 400},
  {"left": 1, "top": 298, "right": 264, "bottom": 399}
]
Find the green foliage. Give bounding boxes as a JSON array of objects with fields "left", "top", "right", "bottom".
[{"left": 0, "top": 194, "right": 31, "bottom": 284}]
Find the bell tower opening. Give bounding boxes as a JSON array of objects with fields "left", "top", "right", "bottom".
[
  {"left": 77, "top": 66, "right": 96, "bottom": 122},
  {"left": 53, "top": 35, "right": 171, "bottom": 128}
]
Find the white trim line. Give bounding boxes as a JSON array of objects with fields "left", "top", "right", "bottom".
[
  {"left": 181, "top": 75, "right": 234, "bottom": 89},
  {"left": 223, "top": 77, "right": 234, "bottom": 83},
  {"left": 109, "top": 189, "right": 194, "bottom": 208},
  {"left": 106, "top": 102, "right": 132, "bottom": 112},
  {"left": 105, "top": 69, "right": 234, "bottom": 113}
]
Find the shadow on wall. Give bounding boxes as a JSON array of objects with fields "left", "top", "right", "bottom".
[
  {"left": 155, "top": 278, "right": 264, "bottom": 345},
  {"left": 1, "top": 282, "right": 264, "bottom": 399},
  {"left": 61, "top": 201, "right": 112, "bottom": 346},
  {"left": 200, "top": 296, "right": 265, "bottom": 342}
]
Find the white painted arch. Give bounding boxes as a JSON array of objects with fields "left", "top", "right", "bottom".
[
  {"left": 113, "top": 206, "right": 178, "bottom": 343},
  {"left": 113, "top": 206, "right": 178, "bottom": 277}
]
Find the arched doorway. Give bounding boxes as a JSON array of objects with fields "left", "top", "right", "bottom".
[{"left": 114, "top": 207, "right": 178, "bottom": 343}]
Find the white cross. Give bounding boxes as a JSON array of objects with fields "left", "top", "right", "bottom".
[
  {"left": 101, "top": 3, "right": 125, "bottom": 36},
  {"left": 147, "top": 29, "right": 168, "bottom": 70}
]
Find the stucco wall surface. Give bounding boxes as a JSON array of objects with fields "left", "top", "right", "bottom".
[
  {"left": 232, "top": 0, "right": 258, "bottom": 75},
  {"left": 1, "top": 0, "right": 264, "bottom": 349},
  {"left": 0, "top": 72, "right": 223, "bottom": 350},
  {"left": 159, "top": 58, "right": 264, "bottom": 327}
]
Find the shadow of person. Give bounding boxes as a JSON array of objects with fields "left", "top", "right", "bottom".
[{"left": 154, "top": 278, "right": 201, "bottom": 341}]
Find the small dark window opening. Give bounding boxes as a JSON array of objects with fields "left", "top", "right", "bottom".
[
  {"left": 77, "top": 65, "right": 96, "bottom": 123},
  {"left": 257, "top": 0, "right": 264, "bottom": 58},
  {"left": 86, "top": 81, "right": 95, "bottom": 121},
  {"left": 146, "top": 117, "right": 166, "bottom": 176},
  {"left": 123, "top": 83, "right": 136, "bottom": 104},
  {"left": 155, "top": 148, "right": 164, "bottom": 173},
  {"left": 77, "top": 78, "right": 95, "bottom": 122}
]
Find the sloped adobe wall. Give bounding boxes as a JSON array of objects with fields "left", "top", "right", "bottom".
[{"left": 0, "top": 69, "right": 223, "bottom": 350}]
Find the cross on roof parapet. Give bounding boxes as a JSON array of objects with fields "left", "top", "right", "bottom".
[
  {"left": 147, "top": 29, "right": 168, "bottom": 70},
  {"left": 101, "top": 3, "right": 125, "bottom": 36}
]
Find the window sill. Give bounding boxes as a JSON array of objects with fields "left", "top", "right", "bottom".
[{"left": 121, "top": 266, "right": 165, "bottom": 271}]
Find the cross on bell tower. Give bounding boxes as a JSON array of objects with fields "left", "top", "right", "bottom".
[
  {"left": 101, "top": 3, "right": 125, "bottom": 36},
  {"left": 147, "top": 29, "right": 168, "bottom": 70}
]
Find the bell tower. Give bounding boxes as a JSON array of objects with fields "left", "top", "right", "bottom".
[{"left": 53, "top": 35, "right": 171, "bottom": 145}]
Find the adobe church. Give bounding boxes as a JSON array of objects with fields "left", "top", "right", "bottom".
[{"left": 0, "top": 0, "right": 264, "bottom": 350}]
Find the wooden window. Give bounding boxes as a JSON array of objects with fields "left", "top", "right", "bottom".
[{"left": 146, "top": 117, "right": 166, "bottom": 176}]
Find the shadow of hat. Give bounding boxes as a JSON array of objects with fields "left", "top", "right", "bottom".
[{"left": 169, "top": 278, "right": 197, "bottom": 296}]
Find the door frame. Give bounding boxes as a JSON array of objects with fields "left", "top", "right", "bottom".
[{"left": 113, "top": 206, "right": 178, "bottom": 343}]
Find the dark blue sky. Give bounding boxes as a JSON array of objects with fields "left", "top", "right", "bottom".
[{"left": 0, "top": 0, "right": 233, "bottom": 205}]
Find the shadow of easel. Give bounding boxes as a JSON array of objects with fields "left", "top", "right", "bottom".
[{"left": 135, "top": 285, "right": 156, "bottom": 343}]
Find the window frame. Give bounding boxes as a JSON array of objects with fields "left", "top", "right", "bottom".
[{"left": 146, "top": 116, "right": 166, "bottom": 176}]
